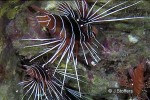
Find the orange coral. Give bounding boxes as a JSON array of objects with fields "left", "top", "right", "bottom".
[
  {"left": 117, "top": 63, "right": 145, "bottom": 96},
  {"left": 131, "top": 63, "right": 144, "bottom": 96}
]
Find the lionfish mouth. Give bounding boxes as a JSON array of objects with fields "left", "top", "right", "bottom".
[{"left": 20, "top": 0, "right": 145, "bottom": 99}]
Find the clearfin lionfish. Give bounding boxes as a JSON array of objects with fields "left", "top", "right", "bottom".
[
  {"left": 19, "top": 65, "right": 63, "bottom": 100},
  {"left": 19, "top": 65, "right": 82, "bottom": 100},
  {"left": 21, "top": 0, "right": 145, "bottom": 99}
]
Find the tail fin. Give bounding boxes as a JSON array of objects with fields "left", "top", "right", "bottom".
[
  {"left": 27, "top": 5, "right": 51, "bottom": 32},
  {"left": 28, "top": 5, "right": 49, "bottom": 14}
]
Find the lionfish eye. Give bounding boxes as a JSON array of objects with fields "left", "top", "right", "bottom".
[
  {"left": 77, "top": 19, "right": 79, "bottom": 21},
  {"left": 80, "top": 24, "right": 83, "bottom": 27}
]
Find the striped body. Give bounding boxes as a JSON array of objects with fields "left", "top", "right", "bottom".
[
  {"left": 35, "top": 13, "right": 98, "bottom": 61},
  {"left": 36, "top": 14, "right": 96, "bottom": 40}
]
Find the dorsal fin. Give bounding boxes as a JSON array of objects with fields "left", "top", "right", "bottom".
[
  {"left": 57, "top": 2, "right": 76, "bottom": 18},
  {"left": 75, "top": 0, "right": 89, "bottom": 19}
]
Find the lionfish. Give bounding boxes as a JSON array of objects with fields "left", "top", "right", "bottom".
[
  {"left": 19, "top": 65, "right": 81, "bottom": 100},
  {"left": 21, "top": 0, "right": 144, "bottom": 98}
]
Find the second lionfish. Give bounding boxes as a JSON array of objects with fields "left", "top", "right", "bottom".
[{"left": 22, "top": 0, "right": 144, "bottom": 97}]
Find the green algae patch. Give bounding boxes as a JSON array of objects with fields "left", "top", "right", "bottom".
[{"left": 0, "top": 1, "right": 33, "bottom": 19}]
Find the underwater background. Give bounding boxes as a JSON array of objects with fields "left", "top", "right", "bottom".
[{"left": 0, "top": 0, "right": 150, "bottom": 100}]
